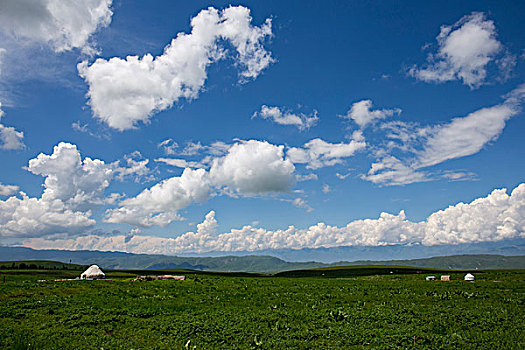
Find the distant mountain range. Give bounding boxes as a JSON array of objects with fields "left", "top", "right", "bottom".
[
  {"left": 1, "top": 245, "right": 524, "bottom": 272},
  {"left": 189, "top": 238, "right": 525, "bottom": 263}
]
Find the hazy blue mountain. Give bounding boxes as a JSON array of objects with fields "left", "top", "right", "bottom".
[
  {"left": 1, "top": 243, "right": 524, "bottom": 272},
  {"left": 333, "top": 254, "right": 525, "bottom": 270},
  {"left": 0, "top": 247, "right": 321, "bottom": 272},
  {"left": 188, "top": 239, "right": 525, "bottom": 263}
]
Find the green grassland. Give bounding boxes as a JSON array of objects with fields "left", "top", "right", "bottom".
[{"left": 0, "top": 266, "right": 523, "bottom": 349}]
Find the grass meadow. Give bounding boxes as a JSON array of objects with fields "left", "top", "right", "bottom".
[{"left": 0, "top": 267, "right": 523, "bottom": 349}]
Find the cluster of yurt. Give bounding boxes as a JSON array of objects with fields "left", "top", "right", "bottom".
[
  {"left": 425, "top": 273, "right": 475, "bottom": 281},
  {"left": 80, "top": 265, "right": 105, "bottom": 280}
]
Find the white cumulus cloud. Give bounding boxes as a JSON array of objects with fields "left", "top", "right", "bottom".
[
  {"left": 107, "top": 140, "right": 295, "bottom": 227},
  {"left": 0, "top": 142, "right": 157, "bottom": 239},
  {"left": 0, "top": 193, "right": 96, "bottom": 238},
  {"left": 0, "top": 183, "right": 19, "bottom": 196},
  {"left": 287, "top": 135, "right": 366, "bottom": 169},
  {"left": 174, "top": 211, "right": 219, "bottom": 251},
  {"left": 27, "top": 142, "right": 114, "bottom": 210},
  {"left": 340, "top": 99, "right": 401, "bottom": 129},
  {"left": 0, "top": 0, "right": 113, "bottom": 55},
  {"left": 78, "top": 6, "right": 273, "bottom": 130},
  {"left": 0, "top": 102, "right": 25, "bottom": 150},
  {"left": 0, "top": 142, "right": 114, "bottom": 238},
  {"left": 422, "top": 184, "right": 525, "bottom": 245},
  {"left": 210, "top": 140, "right": 295, "bottom": 195},
  {"left": 0, "top": 123, "right": 24, "bottom": 150},
  {"left": 253, "top": 105, "right": 318, "bottom": 130},
  {"left": 20, "top": 183, "right": 525, "bottom": 253},
  {"left": 409, "top": 12, "right": 511, "bottom": 88},
  {"left": 115, "top": 151, "right": 151, "bottom": 182},
  {"left": 105, "top": 168, "right": 212, "bottom": 228}
]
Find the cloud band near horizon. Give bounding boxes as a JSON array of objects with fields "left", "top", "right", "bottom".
[{"left": 18, "top": 182, "right": 525, "bottom": 254}]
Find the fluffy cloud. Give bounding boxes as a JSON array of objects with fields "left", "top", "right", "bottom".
[
  {"left": 0, "top": 183, "right": 18, "bottom": 196},
  {"left": 0, "top": 123, "right": 24, "bottom": 150},
  {"left": 422, "top": 184, "right": 525, "bottom": 245},
  {"left": 0, "top": 142, "right": 157, "bottom": 238},
  {"left": 0, "top": 142, "right": 114, "bottom": 238},
  {"left": 1, "top": 193, "right": 99, "bottom": 238},
  {"left": 27, "top": 142, "right": 114, "bottom": 210},
  {"left": 115, "top": 151, "right": 151, "bottom": 182},
  {"left": 0, "top": 102, "right": 25, "bottom": 150},
  {"left": 105, "top": 168, "right": 211, "bottom": 227},
  {"left": 22, "top": 183, "right": 525, "bottom": 253},
  {"left": 253, "top": 105, "right": 318, "bottom": 130},
  {"left": 287, "top": 134, "right": 366, "bottom": 169},
  {"left": 409, "top": 12, "right": 511, "bottom": 88},
  {"left": 78, "top": 6, "right": 273, "bottom": 130},
  {"left": 210, "top": 140, "right": 295, "bottom": 195},
  {"left": 0, "top": 193, "right": 96, "bottom": 238},
  {"left": 0, "top": 0, "right": 113, "bottom": 54},
  {"left": 340, "top": 100, "right": 401, "bottom": 128},
  {"left": 173, "top": 211, "right": 219, "bottom": 251},
  {"left": 107, "top": 140, "right": 295, "bottom": 227}
]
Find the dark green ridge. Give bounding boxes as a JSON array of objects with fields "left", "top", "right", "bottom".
[
  {"left": 1, "top": 245, "right": 524, "bottom": 272},
  {"left": 2, "top": 260, "right": 522, "bottom": 280}
]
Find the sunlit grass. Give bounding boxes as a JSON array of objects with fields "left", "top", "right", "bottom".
[{"left": 0, "top": 268, "right": 523, "bottom": 349}]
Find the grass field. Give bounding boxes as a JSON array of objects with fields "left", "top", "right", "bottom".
[{"left": 0, "top": 266, "right": 523, "bottom": 349}]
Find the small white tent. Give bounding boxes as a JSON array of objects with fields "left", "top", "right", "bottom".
[
  {"left": 81, "top": 265, "right": 105, "bottom": 279},
  {"left": 464, "top": 273, "right": 475, "bottom": 281}
]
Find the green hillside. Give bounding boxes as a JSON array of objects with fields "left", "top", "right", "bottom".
[{"left": 1, "top": 246, "right": 524, "bottom": 272}]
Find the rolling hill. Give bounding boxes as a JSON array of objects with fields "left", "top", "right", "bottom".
[{"left": 1, "top": 246, "right": 524, "bottom": 272}]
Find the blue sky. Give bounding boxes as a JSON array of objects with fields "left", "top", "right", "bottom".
[{"left": 0, "top": 0, "right": 524, "bottom": 255}]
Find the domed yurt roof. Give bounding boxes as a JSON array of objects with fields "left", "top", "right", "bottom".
[
  {"left": 81, "top": 265, "right": 105, "bottom": 279},
  {"left": 464, "top": 273, "right": 475, "bottom": 281}
]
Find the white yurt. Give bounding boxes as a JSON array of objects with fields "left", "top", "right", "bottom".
[
  {"left": 464, "top": 273, "right": 475, "bottom": 281},
  {"left": 80, "top": 265, "right": 105, "bottom": 279}
]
